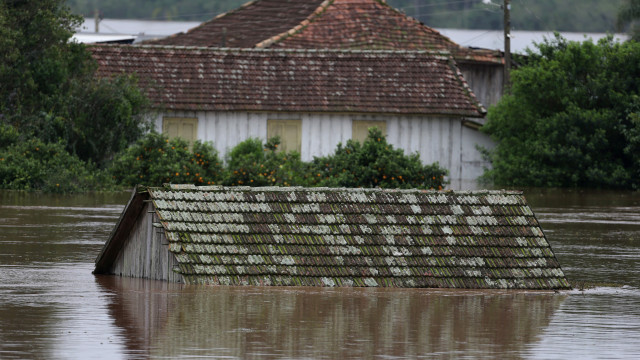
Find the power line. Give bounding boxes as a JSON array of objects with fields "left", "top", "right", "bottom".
[
  {"left": 89, "top": 1, "right": 498, "bottom": 22},
  {"left": 395, "top": 0, "right": 486, "bottom": 11},
  {"left": 455, "top": 29, "right": 499, "bottom": 46},
  {"left": 409, "top": 7, "right": 500, "bottom": 19}
]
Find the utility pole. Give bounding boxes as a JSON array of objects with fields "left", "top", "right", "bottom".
[
  {"left": 503, "top": 0, "right": 511, "bottom": 92},
  {"left": 94, "top": 8, "right": 100, "bottom": 33}
]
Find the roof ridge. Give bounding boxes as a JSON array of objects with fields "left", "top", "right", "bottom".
[
  {"left": 159, "top": 184, "right": 523, "bottom": 195},
  {"left": 90, "top": 43, "right": 455, "bottom": 56},
  {"left": 257, "top": 0, "right": 463, "bottom": 51},
  {"left": 143, "top": 0, "right": 260, "bottom": 44},
  {"left": 255, "top": 0, "right": 334, "bottom": 49}
]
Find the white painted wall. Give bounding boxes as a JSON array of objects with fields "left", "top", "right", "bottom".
[{"left": 153, "top": 111, "right": 494, "bottom": 189}]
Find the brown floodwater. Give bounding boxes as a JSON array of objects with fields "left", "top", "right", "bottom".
[{"left": 1, "top": 189, "right": 639, "bottom": 359}]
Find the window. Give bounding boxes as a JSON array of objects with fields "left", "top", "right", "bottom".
[
  {"left": 352, "top": 120, "right": 386, "bottom": 143},
  {"left": 267, "top": 119, "right": 302, "bottom": 153},
  {"left": 162, "top": 117, "right": 198, "bottom": 142}
]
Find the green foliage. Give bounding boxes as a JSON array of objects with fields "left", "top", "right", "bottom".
[
  {"left": 0, "top": 125, "right": 114, "bottom": 193},
  {"left": 309, "top": 128, "right": 447, "bottom": 190},
  {"left": 617, "top": 0, "right": 640, "bottom": 40},
  {"left": 59, "top": 75, "right": 151, "bottom": 166},
  {"left": 482, "top": 35, "right": 640, "bottom": 189},
  {"left": 109, "top": 132, "right": 223, "bottom": 187},
  {"left": 0, "top": 123, "right": 19, "bottom": 148},
  {"left": 223, "top": 137, "right": 311, "bottom": 187},
  {"left": 1, "top": 0, "right": 151, "bottom": 167},
  {"left": 0, "top": 0, "right": 86, "bottom": 116}
]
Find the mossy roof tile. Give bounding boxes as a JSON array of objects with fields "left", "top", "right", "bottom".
[{"left": 139, "top": 185, "right": 570, "bottom": 289}]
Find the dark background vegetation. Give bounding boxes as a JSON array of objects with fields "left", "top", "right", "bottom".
[
  {"left": 481, "top": 35, "right": 640, "bottom": 190},
  {"left": 66, "top": 0, "right": 625, "bottom": 33}
]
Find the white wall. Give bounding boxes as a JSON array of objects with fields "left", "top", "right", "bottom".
[{"left": 154, "top": 111, "right": 494, "bottom": 189}]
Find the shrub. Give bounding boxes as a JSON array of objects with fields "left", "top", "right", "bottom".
[
  {"left": 109, "top": 132, "right": 224, "bottom": 187},
  {"left": 0, "top": 127, "right": 114, "bottom": 193},
  {"left": 223, "top": 137, "right": 311, "bottom": 187},
  {"left": 309, "top": 128, "right": 447, "bottom": 189}
]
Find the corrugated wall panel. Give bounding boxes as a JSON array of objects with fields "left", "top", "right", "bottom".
[{"left": 153, "top": 112, "right": 492, "bottom": 188}]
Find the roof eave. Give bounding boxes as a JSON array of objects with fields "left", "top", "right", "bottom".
[
  {"left": 94, "top": 186, "right": 150, "bottom": 274},
  {"left": 154, "top": 106, "right": 485, "bottom": 118}
]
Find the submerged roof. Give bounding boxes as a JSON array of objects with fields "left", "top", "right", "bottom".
[
  {"left": 91, "top": 45, "right": 485, "bottom": 117},
  {"left": 96, "top": 185, "right": 570, "bottom": 289},
  {"left": 144, "top": 0, "right": 503, "bottom": 64}
]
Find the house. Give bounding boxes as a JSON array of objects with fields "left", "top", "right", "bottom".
[
  {"left": 91, "top": 45, "right": 491, "bottom": 188},
  {"left": 144, "top": 0, "right": 505, "bottom": 108},
  {"left": 94, "top": 184, "right": 570, "bottom": 290}
]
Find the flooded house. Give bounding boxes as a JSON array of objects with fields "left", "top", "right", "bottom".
[
  {"left": 144, "top": 0, "right": 506, "bottom": 108},
  {"left": 94, "top": 184, "right": 570, "bottom": 290},
  {"left": 91, "top": 45, "right": 492, "bottom": 188}
]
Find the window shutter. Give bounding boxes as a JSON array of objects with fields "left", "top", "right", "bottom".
[
  {"left": 352, "top": 120, "right": 387, "bottom": 143},
  {"left": 162, "top": 118, "right": 198, "bottom": 142},
  {"left": 267, "top": 119, "right": 302, "bottom": 152}
]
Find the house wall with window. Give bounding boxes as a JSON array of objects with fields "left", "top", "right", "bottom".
[
  {"left": 154, "top": 111, "right": 491, "bottom": 189},
  {"left": 92, "top": 45, "right": 492, "bottom": 189}
]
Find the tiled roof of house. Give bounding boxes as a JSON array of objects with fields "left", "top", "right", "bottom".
[
  {"left": 258, "top": 0, "right": 456, "bottom": 50},
  {"left": 266, "top": 0, "right": 505, "bottom": 65},
  {"left": 134, "top": 184, "right": 569, "bottom": 289},
  {"left": 144, "top": 0, "right": 503, "bottom": 65},
  {"left": 90, "top": 45, "right": 485, "bottom": 117},
  {"left": 144, "top": 0, "right": 327, "bottom": 48}
]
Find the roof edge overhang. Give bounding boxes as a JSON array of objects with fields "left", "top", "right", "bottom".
[
  {"left": 94, "top": 186, "right": 150, "bottom": 274},
  {"left": 462, "top": 118, "right": 485, "bottom": 129},
  {"left": 154, "top": 108, "right": 486, "bottom": 120}
]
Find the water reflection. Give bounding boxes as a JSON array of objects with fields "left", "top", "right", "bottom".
[
  {"left": 96, "top": 276, "right": 565, "bottom": 359},
  {"left": 0, "top": 191, "right": 130, "bottom": 359}
]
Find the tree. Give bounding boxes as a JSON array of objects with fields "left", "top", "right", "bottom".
[
  {"left": 0, "top": 0, "right": 150, "bottom": 167},
  {"left": 0, "top": 0, "right": 85, "bottom": 115},
  {"left": 481, "top": 34, "right": 640, "bottom": 189},
  {"left": 617, "top": 0, "right": 640, "bottom": 41}
]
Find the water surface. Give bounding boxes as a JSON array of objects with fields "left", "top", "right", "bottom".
[{"left": 1, "top": 189, "right": 639, "bottom": 359}]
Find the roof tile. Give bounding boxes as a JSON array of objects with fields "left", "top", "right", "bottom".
[
  {"left": 144, "top": 0, "right": 502, "bottom": 65},
  {"left": 146, "top": 185, "right": 569, "bottom": 289},
  {"left": 91, "top": 45, "right": 484, "bottom": 116}
]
